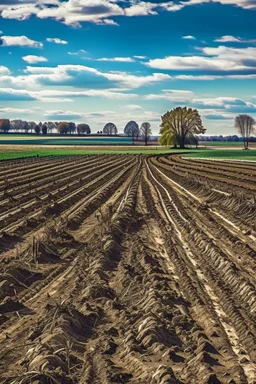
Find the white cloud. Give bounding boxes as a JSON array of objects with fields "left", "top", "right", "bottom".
[
  {"left": 144, "top": 90, "right": 256, "bottom": 113},
  {"left": 68, "top": 50, "right": 86, "bottom": 55},
  {"left": 103, "top": 71, "right": 171, "bottom": 88},
  {"left": 3, "top": 64, "right": 170, "bottom": 90},
  {"left": 0, "top": 1, "right": 184, "bottom": 26},
  {"left": 46, "top": 37, "right": 68, "bottom": 44},
  {"left": 0, "top": 35, "right": 43, "bottom": 47},
  {"left": 175, "top": 75, "right": 217, "bottom": 80},
  {"left": 183, "top": 0, "right": 256, "bottom": 10},
  {"left": 145, "top": 89, "right": 194, "bottom": 102},
  {"left": 0, "top": 107, "right": 34, "bottom": 114},
  {"left": 182, "top": 35, "right": 196, "bottom": 40},
  {"left": 0, "top": 0, "right": 255, "bottom": 27},
  {"left": 145, "top": 45, "right": 256, "bottom": 71},
  {"left": 22, "top": 55, "right": 48, "bottom": 63},
  {"left": 97, "top": 57, "right": 135, "bottom": 62},
  {"left": 0, "top": 66, "right": 10, "bottom": 75},
  {"left": 0, "top": 86, "right": 138, "bottom": 102},
  {"left": 133, "top": 55, "right": 147, "bottom": 60},
  {"left": 215, "top": 35, "right": 241, "bottom": 43},
  {"left": 125, "top": 104, "right": 143, "bottom": 110},
  {"left": 215, "top": 36, "right": 256, "bottom": 43}
]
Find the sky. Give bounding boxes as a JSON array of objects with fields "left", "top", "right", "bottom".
[{"left": 0, "top": 0, "right": 255, "bottom": 135}]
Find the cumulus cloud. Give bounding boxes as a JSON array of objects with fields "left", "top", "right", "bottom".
[
  {"left": 144, "top": 90, "right": 256, "bottom": 114},
  {"left": 0, "top": 1, "right": 184, "bottom": 26},
  {"left": 46, "top": 37, "right": 68, "bottom": 44},
  {"left": 0, "top": 66, "right": 10, "bottom": 75},
  {"left": 0, "top": 86, "right": 138, "bottom": 102},
  {"left": 22, "top": 55, "right": 48, "bottom": 63},
  {"left": 0, "top": 0, "right": 255, "bottom": 27},
  {"left": 0, "top": 64, "right": 171, "bottom": 90},
  {"left": 145, "top": 45, "right": 256, "bottom": 72},
  {"left": 0, "top": 35, "right": 43, "bottom": 47}
]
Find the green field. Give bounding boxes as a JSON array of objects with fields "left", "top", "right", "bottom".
[
  {"left": 0, "top": 135, "right": 133, "bottom": 146},
  {"left": 184, "top": 149, "right": 256, "bottom": 161},
  {"left": 1, "top": 146, "right": 256, "bottom": 161},
  {"left": 0, "top": 147, "right": 189, "bottom": 160},
  {"left": 199, "top": 141, "right": 243, "bottom": 146}
]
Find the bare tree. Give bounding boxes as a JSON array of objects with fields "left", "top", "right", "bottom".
[
  {"left": 103, "top": 122, "right": 117, "bottom": 135},
  {"left": 45, "top": 121, "right": 57, "bottom": 134},
  {"left": 235, "top": 114, "right": 256, "bottom": 150},
  {"left": 28, "top": 121, "right": 36, "bottom": 133},
  {"left": 124, "top": 121, "right": 139, "bottom": 144},
  {"left": 140, "top": 122, "right": 152, "bottom": 146},
  {"left": 10, "top": 120, "right": 29, "bottom": 133}
]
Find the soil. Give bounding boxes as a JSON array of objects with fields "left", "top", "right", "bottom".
[{"left": 0, "top": 154, "right": 255, "bottom": 384}]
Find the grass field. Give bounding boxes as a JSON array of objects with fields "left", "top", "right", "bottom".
[
  {"left": 184, "top": 149, "right": 256, "bottom": 161},
  {"left": 199, "top": 141, "right": 243, "bottom": 147},
  {"left": 1, "top": 143, "right": 256, "bottom": 161},
  {"left": 0, "top": 136, "right": 133, "bottom": 146},
  {"left": 0, "top": 146, "right": 189, "bottom": 160}
]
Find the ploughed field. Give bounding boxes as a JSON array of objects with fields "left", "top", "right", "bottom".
[{"left": 0, "top": 154, "right": 256, "bottom": 384}]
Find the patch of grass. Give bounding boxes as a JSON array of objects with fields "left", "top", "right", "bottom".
[
  {"left": 199, "top": 141, "right": 243, "bottom": 147},
  {"left": 184, "top": 149, "right": 256, "bottom": 161}
]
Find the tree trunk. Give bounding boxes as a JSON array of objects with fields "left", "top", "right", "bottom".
[{"left": 180, "top": 135, "right": 185, "bottom": 149}]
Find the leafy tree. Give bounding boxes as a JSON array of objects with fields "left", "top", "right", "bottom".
[
  {"left": 235, "top": 114, "right": 256, "bottom": 150},
  {"left": 42, "top": 124, "right": 48, "bottom": 135},
  {"left": 140, "top": 122, "right": 152, "bottom": 146},
  {"left": 57, "top": 122, "right": 69, "bottom": 135},
  {"left": 160, "top": 107, "right": 206, "bottom": 149},
  {"left": 77, "top": 123, "right": 91, "bottom": 135},
  {"left": 0, "top": 119, "right": 10, "bottom": 133},
  {"left": 34, "top": 125, "right": 41, "bottom": 135},
  {"left": 68, "top": 122, "right": 76, "bottom": 135},
  {"left": 103, "top": 122, "right": 117, "bottom": 135},
  {"left": 28, "top": 121, "right": 36, "bottom": 133},
  {"left": 124, "top": 121, "right": 139, "bottom": 144}
]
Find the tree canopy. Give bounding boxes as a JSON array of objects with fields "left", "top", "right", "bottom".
[
  {"left": 57, "top": 122, "right": 69, "bottom": 135},
  {"left": 77, "top": 123, "right": 91, "bottom": 135},
  {"left": 160, "top": 107, "right": 205, "bottom": 148},
  {"left": 103, "top": 122, "right": 117, "bottom": 135},
  {"left": 124, "top": 121, "right": 139, "bottom": 141},
  {"left": 0, "top": 119, "right": 10, "bottom": 133}
]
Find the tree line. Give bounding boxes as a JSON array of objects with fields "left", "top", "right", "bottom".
[
  {"left": 0, "top": 119, "right": 152, "bottom": 145},
  {"left": 1, "top": 110, "right": 255, "bottom": 149}
]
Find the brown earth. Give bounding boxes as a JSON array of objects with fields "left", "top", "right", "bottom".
[{"left": 0, "top": 154, "right": 255, "bottom": 384}]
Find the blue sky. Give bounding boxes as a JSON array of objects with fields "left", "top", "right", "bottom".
[{"left": 0, "top": 0, "right": 255, "bottom": 135}]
